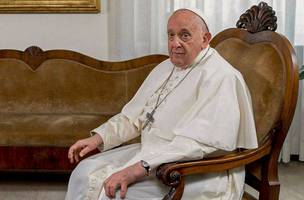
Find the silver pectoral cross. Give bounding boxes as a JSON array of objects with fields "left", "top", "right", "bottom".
[{"left": 142, "top": 110, "right": 155, "bottom": 130}]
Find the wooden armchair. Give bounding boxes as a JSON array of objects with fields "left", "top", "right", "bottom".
[{"left": 156, "top": 2, "right": 299, "bottom": 200}]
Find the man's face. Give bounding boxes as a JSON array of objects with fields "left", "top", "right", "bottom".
[{"left": 167, "top": 11, "right": 210, "bottom": 68}]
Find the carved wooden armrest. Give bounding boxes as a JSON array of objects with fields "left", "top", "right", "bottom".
[{"left": 156, "top": 140, "right": 271, "bottom": 200}]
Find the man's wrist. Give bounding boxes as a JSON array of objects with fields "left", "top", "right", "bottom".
[
  {"left": 140, "top": 160, "right": 151, "bottom": 176},
  {"left": 92, "top": 133, "right": 103, "bottom": 146}
]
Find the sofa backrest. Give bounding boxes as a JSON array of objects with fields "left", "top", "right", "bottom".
[
  {"left": 0, "top": 47, "right": 168, "bottom": 115},
  {"left": 0, "top": 46, "right": 168, "bottom": 146}
]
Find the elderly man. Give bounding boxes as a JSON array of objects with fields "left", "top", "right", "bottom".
[{"left": 65, "top": 7, "right": 257, "bottom": 200}]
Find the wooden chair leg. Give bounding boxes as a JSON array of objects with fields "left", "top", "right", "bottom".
[
  {"left": 259, "top": 182, "right": 280, "bottom": 200},
  {"left": 259, "top": 158, "right": 280, "bottom": 200}
]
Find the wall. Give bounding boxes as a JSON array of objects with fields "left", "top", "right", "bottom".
[{"left": 0, "top": 0, "right": 109, "bottom": 60}]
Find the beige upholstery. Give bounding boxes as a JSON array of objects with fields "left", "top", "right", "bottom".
[
  {"left": 0, "top": 57, "right": 165, "bottom": 147},
  {"left": 215, "top": 38, "right": 284, "bottom": 144}
]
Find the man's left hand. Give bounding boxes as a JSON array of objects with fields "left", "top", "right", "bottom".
[{"left": 103, "top": 162, "right": 147, "bottom": 199}]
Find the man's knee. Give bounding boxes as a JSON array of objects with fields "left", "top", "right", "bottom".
[{"left": 70, "top": 159, "right": 97, "bottom": 185}]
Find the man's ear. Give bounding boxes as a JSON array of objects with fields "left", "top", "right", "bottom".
[{"left": 202, "top": 32, "right": 212, "bottom": 48}]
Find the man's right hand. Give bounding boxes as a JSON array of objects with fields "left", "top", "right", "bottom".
[{"left": 68, "top": 133, "right": 103, "bottom": 164}]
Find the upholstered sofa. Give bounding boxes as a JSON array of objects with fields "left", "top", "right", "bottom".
[{"left": 0, "top": 46, "right": 167, "bottom": 171}]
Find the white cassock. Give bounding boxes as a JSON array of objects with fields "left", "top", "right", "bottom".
[{"left": 65, "top": 46, "right": 258, "bottom": 200}]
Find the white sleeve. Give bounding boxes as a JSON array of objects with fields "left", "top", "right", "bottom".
[
  {"left": 140, "top": 135, "right": 219, "bottom": 169},
  {"left": 91, "top": 113, "right": 140, "bottom": 151}
]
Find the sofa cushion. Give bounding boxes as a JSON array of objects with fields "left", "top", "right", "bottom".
[{"left": 0, "top": 114, "right": 111, "bottom": 147}]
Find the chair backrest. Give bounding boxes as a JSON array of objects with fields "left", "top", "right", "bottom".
[
  {"left": 210, "top": 2, "right": 298, "bottom": 155},
  {"left": 210, "top": 3, "right": 298, "bottom": 198}
]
